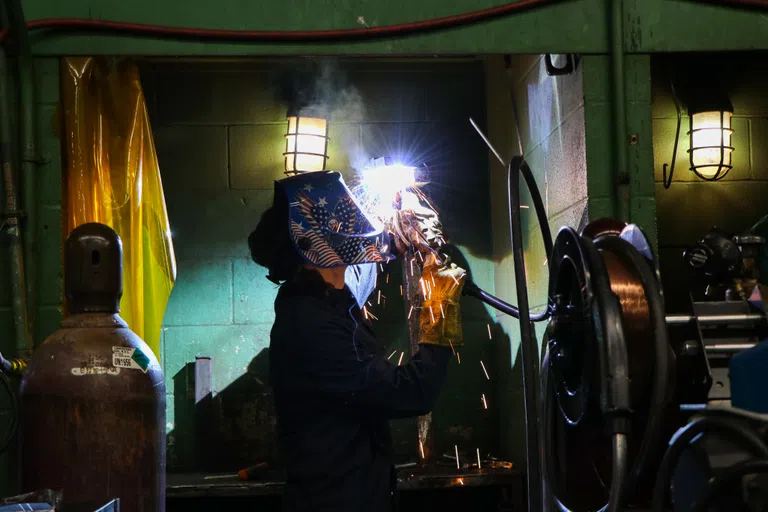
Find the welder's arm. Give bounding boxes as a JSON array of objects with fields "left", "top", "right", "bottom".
[
  {"left": 304, "top": 257, "right": 466, "bottom": 419},
  {"left": 355, "top": 255, "right": 466, "bottom": 418},
  {"left": 293, "top": 315, "right": 454, "bottom": 419},
  {"left": 353, "top": 344, "right": 454, "bottom": 419}
]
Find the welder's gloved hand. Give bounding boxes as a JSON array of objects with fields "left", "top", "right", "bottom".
[
  {"left": 393, "top": 190, "right": 446, "bottom": 255},
  {"left": 419, "top": 253, "right": 467, "bottom": 348}
]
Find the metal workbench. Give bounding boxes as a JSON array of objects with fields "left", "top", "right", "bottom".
[{"left": 167, "top": 466, "right": 524, "bottom": 499}]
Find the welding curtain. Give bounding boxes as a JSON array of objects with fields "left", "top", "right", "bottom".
[{"left": 61, "top": 57, "right": 176, "bottom": 360}]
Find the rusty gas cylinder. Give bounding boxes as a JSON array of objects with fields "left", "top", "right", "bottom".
[{"left": 20, "top": 223, "right": 166, "bottom": 512}]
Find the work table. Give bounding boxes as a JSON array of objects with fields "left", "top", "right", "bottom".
[{"left": 167, "top": 465, "right": 523, "bottom": 498}]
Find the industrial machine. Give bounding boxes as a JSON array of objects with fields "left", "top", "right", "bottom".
[{"left": 462, "top": 154, "right": 768, "bottom": 511}]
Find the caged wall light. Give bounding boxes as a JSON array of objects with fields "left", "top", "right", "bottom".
[
  {"left": 283, "top": 109, "right": 329, "bottom": 175},
  {"left": 663, "top": 82, "right": 734, "bottom": 188}
]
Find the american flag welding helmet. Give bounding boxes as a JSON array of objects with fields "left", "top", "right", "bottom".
[{"left": 276, "top": 171, "right": 395, "bottom": 268}]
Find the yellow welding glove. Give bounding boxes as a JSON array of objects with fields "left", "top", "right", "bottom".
[{"left": 419, "top": 254, "right": 467, "bottom": 347}]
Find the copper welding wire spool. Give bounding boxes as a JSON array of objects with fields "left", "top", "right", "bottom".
[
  {"left": 580, "top": 218, "right": 627, "bottom": 240},
  {"left": 544, "top": 227, "right": 675, "bottom": 510},
  {"left": 595, "top": 236, "right": 678, "bottom": 504}
]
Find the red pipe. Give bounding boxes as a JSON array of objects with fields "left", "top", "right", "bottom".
[
  {"left": 0, "top": 0, "right": 563, "bottom": 44},
  {"left": 689, "top": 0, "right": 768, "bottom": 7}
]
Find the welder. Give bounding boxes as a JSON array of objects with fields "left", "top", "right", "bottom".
[{"left": 248, "top": 170, "right": 466, "bottom": 512}]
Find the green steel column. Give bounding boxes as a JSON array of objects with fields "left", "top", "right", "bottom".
[{"left": 611, "top": 0, "right": 630, "bottom": 221}]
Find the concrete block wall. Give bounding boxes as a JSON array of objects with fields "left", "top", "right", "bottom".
[
  {"left": 652, "top": 53, "right": 768, "bottom": 309},
  {"left": 484, "top": 55, "right": 587, "bottom": 463},
  {"left": 141, "top": 58, "right": 497, "bottom": 470}
]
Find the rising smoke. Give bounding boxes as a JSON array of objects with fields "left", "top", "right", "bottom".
[{"left": 272, "top": 59, "right": 369, "bottom": 172}]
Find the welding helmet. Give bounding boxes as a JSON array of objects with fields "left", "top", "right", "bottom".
[{"left": 275, "top": 171, "right": 394, "bottom": 268}]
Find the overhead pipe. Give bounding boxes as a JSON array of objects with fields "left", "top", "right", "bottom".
[
  {"left": 0, "top": 18, "right": 31, "bottom": 358},
  {"left": 6, "top": 0, "right": 37, "bottom": 350},
  {"left": 611, "top": 0, "right": 630, "bottom": 221}
]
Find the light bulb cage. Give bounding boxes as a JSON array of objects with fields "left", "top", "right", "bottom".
[
  {"left": 283, "top": 115, "right": 330, "bottom": 176},
  {"left": 687, "top": 109, "right": 734, "bottom": 182}
]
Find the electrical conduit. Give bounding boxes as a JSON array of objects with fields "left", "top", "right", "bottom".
[
  {"left": 0, "top": 28, "right": 31, "bottom": 358},
  {"left": 6, "top": 0, "right": 37, "bottom": 351}
]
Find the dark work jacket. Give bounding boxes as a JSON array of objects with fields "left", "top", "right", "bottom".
[{"left": 269, "top": 279, "right": 452, "bottom": 512}]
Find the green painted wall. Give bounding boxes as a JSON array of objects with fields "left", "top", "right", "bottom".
[
  {"left": 140, "top": 58, "right": 497, "bottom": 470},
  {"left": 18, "top": 0, "right": 768, "bottom": 55},
  {"left": 485, "top": 54, "right": 588, "bottom": 462},
  {"left": 652, "top": 52, "right": 768, "bottom": 309}
]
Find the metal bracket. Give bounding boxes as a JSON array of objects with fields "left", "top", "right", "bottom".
[
  {"left": 545, "top": 54, "right": 575, "bottom": 76},
  {"left": 0, "top": 210, "right": 27, "bottom": 219}
]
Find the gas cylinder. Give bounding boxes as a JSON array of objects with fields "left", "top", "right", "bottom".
[{"left": 20, "top": 223, "right": 166, "bottom": 512}]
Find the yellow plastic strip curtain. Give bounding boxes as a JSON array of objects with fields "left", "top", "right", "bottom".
[{"left": 61, "top": 57, "right": 176, "bottom": 360}]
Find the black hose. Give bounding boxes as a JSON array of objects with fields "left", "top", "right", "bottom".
[
  {"left": 607, "top": 433, "right": 629, "bottom": 512},
  {"left": 462, "top": 280, "right": 551, "bottom": 321},
  {"left": 509, "top": 156, "right": 544, "bottom": 511},
  {"left": 652, "top": 416, "right": 768, "bottom": 511},
  {"left": 690, "top": 459, "right": 768, "bottom": 511},
  {"left": 519, "top": 159, "right": 553, "bottom": 257},
  {"left": 461, "top": 157, "right": 553, "bottom": 321}
]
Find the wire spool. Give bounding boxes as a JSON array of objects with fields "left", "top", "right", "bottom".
[{"left": 543, "top": 222, "right": 675, "bottom": 510}]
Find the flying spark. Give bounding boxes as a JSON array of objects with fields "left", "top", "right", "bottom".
[
  {"left": 368, "top": 310, "right": 379, "bottom": 321},
  {"left": 388, "top": 350, "right": 397, "bottom": 360},
  {"left": 430, "top": 273, "right": 436, "bottom": 288},
  {"left": 363, "top": 307, "right": 369, "bottom": 320},
  {"left": 418, "top": 251, "right": 424, "bottom": 262},
  {"left": 378, "top": 290, "right": 382, "bottom": 305},
  {"left": 419, "top": 440, "right": 425, "bottom": 459},
  {"left": 448, "top": 340, "right": 455, "bottom": 355},
  {"left": 457, "top": 352, "right": 461, "bottom": 364},
  {"left": 455, "top": 445, "right": 460, "bottom": 470},
  {"left": 439, "top": 303, "right": 445, "bottom": 318},
  {"left": 410, "top": 259, "right": 415, "bottom": 276},
  {"left": 429, "top": 306, "right": 435, "bottom": 324},
  {"left": 482, "top": 394, "right": 488, "bottom": 409},
  {"left": 420, "top": 279, "right": 427, "bottom": 297},
  {"left": 487, "top": 324, "right": 492, "bottom": 339},
  {"left": 543, "top": 258, "right": 548, "bottom": 266},
  {"left": 400, "top": 285, "right": 404, "bottom": 296},
  {"left": 451, "top": 274, "right": 460, "bottom": 286},
  {"left": 477, "top": 449, "right": 482, "bottom": 469},
  {"left": 481, "top": 360, "right": 490, "bottom": 380},
  {"left": 408, "top": 305, "right": 414, "bottom": 319},
  {"left": 398, "top": 352, "right": 404, "bottom": 366},
  {"left": 386, "top": 274, "right": 390, "bottom": 284},
  {"left": 458, "top": 478, "right": 464, "bottom": 486}
]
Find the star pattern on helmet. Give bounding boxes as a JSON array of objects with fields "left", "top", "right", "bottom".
[{"left": 284, "top": 173, "right": 393, "bottom": 267}]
